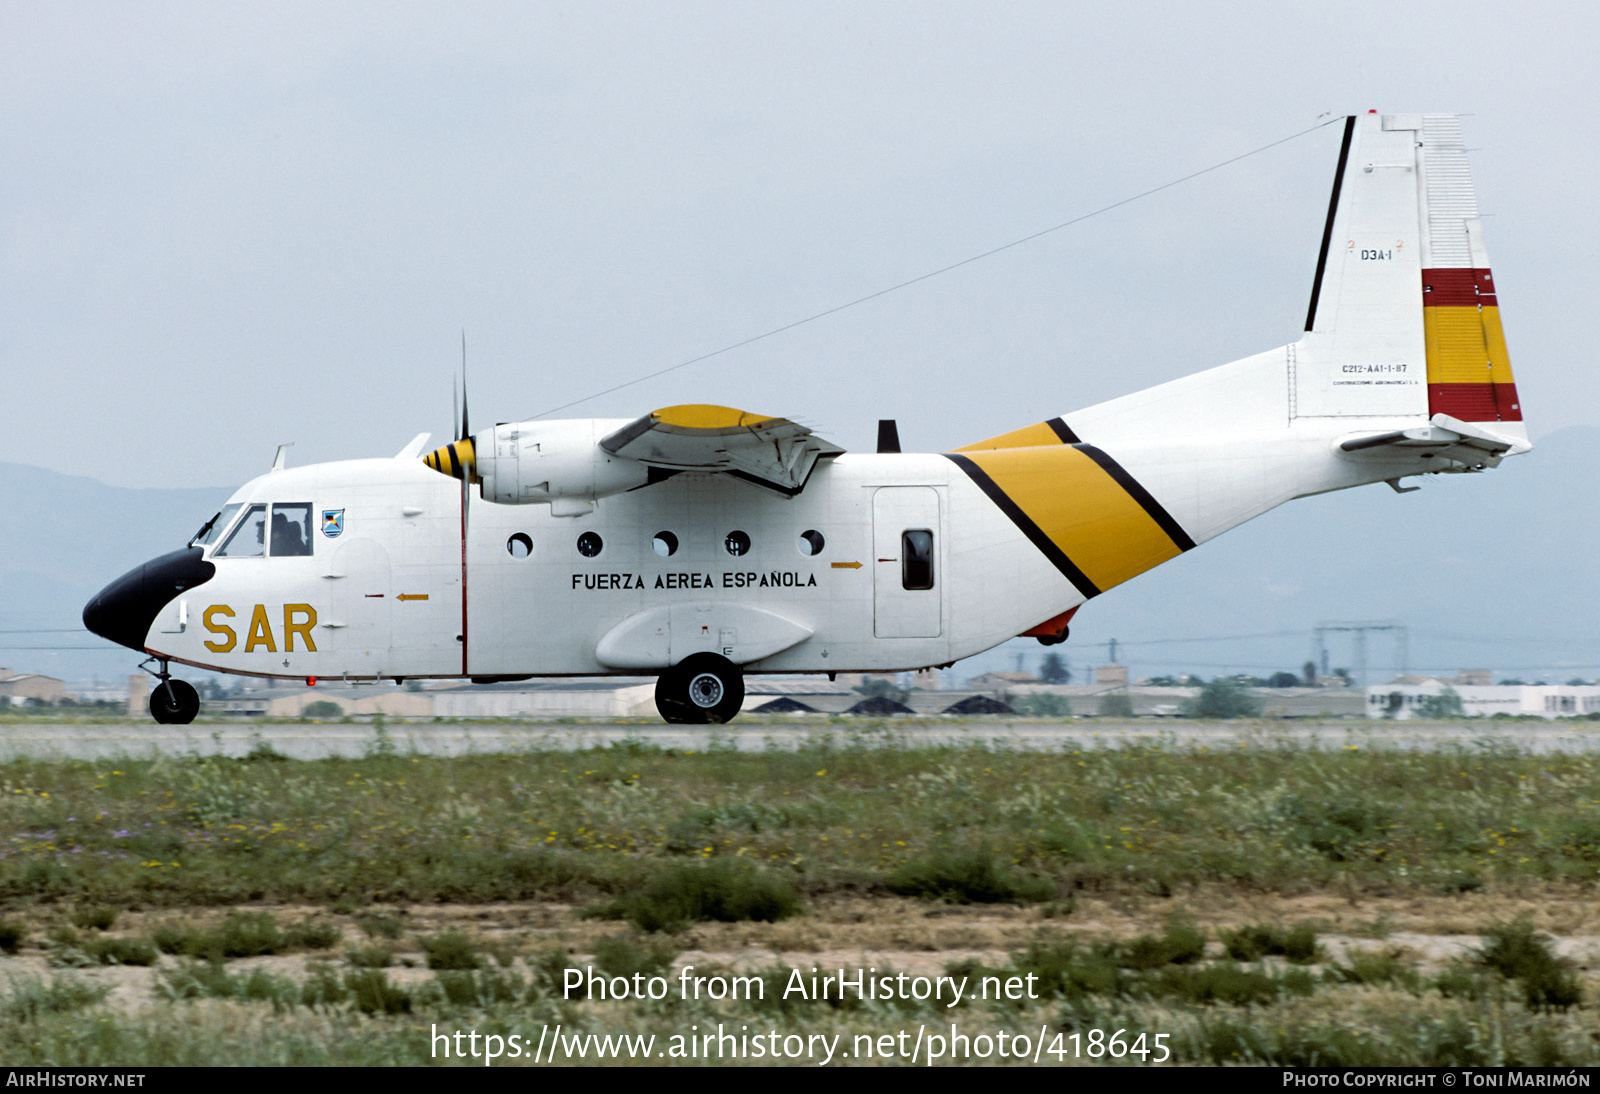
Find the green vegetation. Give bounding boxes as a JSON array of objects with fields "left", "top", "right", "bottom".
[
  {"left": 593, "top": 934, "right": 678, "bottom": 978},
  {"left": 1219, "top": 922, "right": 1319, "bottom": 963},
  {"left": 1, "top": 914, "right": 1599, "bottom": 1065},
  {"left": 71, "top": 904, "right": 118, "bottom": 931},
  {"left": 422, "top": 930, "right": 481, "bottom": 970},
  {"left": 585, "top": 860, "right": 801, "bottom": 932},
  {"left": 1415, "top": 688, "right": 1466, "bottom": 719},
  {"left": 358, "top": 913, "right": 404, "bottom": 940},
  {"left": 1185, "top": 677, "right": 1263, "bottom": 718},
  {"left": 83, "top": 935, "right": 159, "bottom": 966},
  {"left": 2, "top": 975, "right": 109, "bottom": 1023},
  {"left": 1096, "top": 692, "right": 1134, "bottom": 717},
  {"left": 9, "top": 737, "right": 1600, "bottom": 1065},
  {"left": 884, "top": 847, "right": 1052, "bottom": 904},
  {"left": 1476, "top": 917, "right": 1583, "bottom": 1011},
  {"left": 5, "top": 736, "right": 1600, "bottom": 910},
  {"left": 1013, "top": 693, "right": 1072, "bottom": 717},
  {"left": 1119, "top": 914, "right": 1206, "bottom": 969},
  {"left": 344, "top": 943, "right": 394, "bottom": 968},
  {"left": 151, "top": 912, "right": 339, "bottom": 959}
]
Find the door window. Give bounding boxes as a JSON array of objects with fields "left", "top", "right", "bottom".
[{"left": 902, "top": 530, "right": 934, "bottom": 590}]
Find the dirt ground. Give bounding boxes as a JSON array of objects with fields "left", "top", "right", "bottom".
[{"left": 7, "top": 884, "right": 1600, "bottom": 1011}]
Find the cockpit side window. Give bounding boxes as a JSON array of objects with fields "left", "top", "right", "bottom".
[
  {"left": 270, "top": 503, "right": 313, "bottom": 557},
  {"left": 216, "top": 504, "right": 267, "bottom": 558},
  {"left": 193, "top": 503, "right": 243, "bottom": 548}
]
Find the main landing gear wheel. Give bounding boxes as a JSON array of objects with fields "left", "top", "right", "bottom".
[
  {"left": 1036, "top": 626, "right": 1070, "bottom": 646},
  {"left": 149, "top": 679, "right": 200, "bottom": 725},
  {"left": 654, "top": 654, "right": 744, "bottom": 724}
]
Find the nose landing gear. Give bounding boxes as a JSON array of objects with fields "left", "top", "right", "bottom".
[
  {"left": 142, "top": 658, "right": 201, "bottom": 725},
  {"left": 654, "top": 653, "right": 744, "bottom": 724}
]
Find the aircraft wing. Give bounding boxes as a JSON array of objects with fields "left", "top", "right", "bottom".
[
  {"left": 1338, "top": 413, "right": 1531, "bottom": 470},
  {"left": 599, "top": 404, "right": 844, "bottom": 496}
]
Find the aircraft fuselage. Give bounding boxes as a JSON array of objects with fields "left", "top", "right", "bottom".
[{"left": 131, "top": 451, "right": 1079, "bottom": 681}]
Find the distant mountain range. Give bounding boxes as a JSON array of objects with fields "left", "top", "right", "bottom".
[
  {"left": 0, "top": 463, "right": 230, "bottom": 685},
  {"left": 3, "top": 426, "right": 1595, "bottom": 690}
]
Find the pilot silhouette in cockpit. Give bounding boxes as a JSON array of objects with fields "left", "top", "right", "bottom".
[{"left": 270, "top": 511, "right": 308, "bottom": 556}]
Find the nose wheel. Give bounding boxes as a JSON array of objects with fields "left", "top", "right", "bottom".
[
  {"left": 142, "top": 659, "right": 201, "bottom": 724},
  {"left": 655, "top": 654, "right": 744, "bottom": 724}
]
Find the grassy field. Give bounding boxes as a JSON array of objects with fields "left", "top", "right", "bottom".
[{"left": 4, "top": 726, "right": 1600, "bottom": 1065}]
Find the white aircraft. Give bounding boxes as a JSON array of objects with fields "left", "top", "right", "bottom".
[{"left": 84, "top": 112, "right": 1527, "bottom": 724}]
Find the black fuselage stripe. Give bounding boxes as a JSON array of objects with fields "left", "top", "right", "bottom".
[
  {"left": 1071, "top": 444, "right": 1197, "bottom": 551},
  {"left": 944, "top": 454, "right": 1101, "bottom": 599},
  {"left": 1046, "top": 417, "right": 1080, "bottom": 444},
  {"left": 1305, "top": 115, "right": 1356, "bottom": 332}
]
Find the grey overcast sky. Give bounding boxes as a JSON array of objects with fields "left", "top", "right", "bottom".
[{"left": 3, "top": 2, "right": 1594, "bottom": 490}]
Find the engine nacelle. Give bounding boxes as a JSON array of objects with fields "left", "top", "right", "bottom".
[{"left": 476, "top": 419, "right": 650, "bottom": 505}]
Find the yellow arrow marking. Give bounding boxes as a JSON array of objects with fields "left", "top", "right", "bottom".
[
  {"left": 396, "top": 593, "right": 430, "bottom": 601},
  {"left": 830, "top": 561, "right": 863, "bottom": 569}
]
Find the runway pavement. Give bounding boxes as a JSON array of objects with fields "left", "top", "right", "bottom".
[{"left": 2, "top": 717, "right": 1598, "bottom": 760}]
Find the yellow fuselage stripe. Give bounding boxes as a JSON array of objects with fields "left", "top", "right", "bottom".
[
  {"left": 953, "top": 416, "right": 1077, "bottom": 452},
  {"left": 954, "top": 421, "right": 1063, "bottom": 452},
  {"left": 952, "top": 445, "right": 1189, "bottom": 594}
]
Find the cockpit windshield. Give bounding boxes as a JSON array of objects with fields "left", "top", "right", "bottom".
[
  {"left": 191, "top": 503, "right": 243, "bottom": 548},
  {"left": 213, "top": 502, "right": 314, "bottom": 558},
  {"left": 216, "top": 504, "right": 267, "bottom": 558}
]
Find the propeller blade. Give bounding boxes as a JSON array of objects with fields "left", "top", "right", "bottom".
[{"left": 460, "top": 329, "right": 470, "bottom": 441}]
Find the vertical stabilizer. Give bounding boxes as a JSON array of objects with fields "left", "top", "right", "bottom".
[
  {"left": 1297, "top": 112, "right": 1521, "bottom": 429},
  {"left": 1296, "top": 113, "right": 1429, "bottom": 419}
]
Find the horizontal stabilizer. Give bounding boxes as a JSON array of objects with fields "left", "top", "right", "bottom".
[
  {"left": 600, "top": 404, "right": 843, "bottom": 496},
  {"left": 1338, "top": 413, "right": 1528, "bottom": 471}
]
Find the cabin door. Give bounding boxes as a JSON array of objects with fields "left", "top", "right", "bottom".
[
  {"left": 872, "top": 487, "right": 942, "bottom": 639},
  {"left": 328, "top": 538, "right": 391, "bottom": 675}
]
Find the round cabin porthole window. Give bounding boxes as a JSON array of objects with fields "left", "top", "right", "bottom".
[
  {"left": 653, "top": 531, "right": 679, "bottom": 557},
  {"left": 576, "top": 531, "right": 603, "bottom": 558},
  {"left": 724, "top": 530, "right": 751, "bottom": 557},
  {"left": 798, "top": 529, "right": 825, "bottom": 556},
  {"left": 506, "top": 533, "right": 533, "bottom": 558}
]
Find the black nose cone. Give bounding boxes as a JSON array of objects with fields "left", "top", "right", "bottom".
[{"left": 83, "top": 547, "right": 217, "bottom": 652}]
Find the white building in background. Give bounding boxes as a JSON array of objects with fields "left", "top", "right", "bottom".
[
  {"left": 1367, "top": 680, "right": 1600, "bottom": 719},
  {"left": 0, "top": 669, "right": 66, "bottom": 704}
]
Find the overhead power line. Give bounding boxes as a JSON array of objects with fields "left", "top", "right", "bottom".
[{"left": 532, "top": 117, "right": 1345, "bottom": 419}]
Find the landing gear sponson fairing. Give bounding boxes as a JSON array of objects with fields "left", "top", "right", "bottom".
[{"left": 84, "top": 113, "right": 1528, "bottom": 724}]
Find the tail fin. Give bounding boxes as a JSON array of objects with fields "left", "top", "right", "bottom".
[
  {"left": 1301, "top": 112, "right": 1521, "bottom": 429},
  {"left": 960, "top": 112, "right": 1524, "bottom": 452}
]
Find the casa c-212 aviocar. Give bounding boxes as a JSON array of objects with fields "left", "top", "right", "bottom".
[{"left": 84, "top": 113, "right": 1528, "bottom": 725}]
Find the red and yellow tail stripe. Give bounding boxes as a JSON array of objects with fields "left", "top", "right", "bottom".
[
  {"left": 946, "top": 444, "right": 1194, "bottom": 599},
  {"left": 1423, "top": 267, "right": 1520, "bottom": 422}
]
